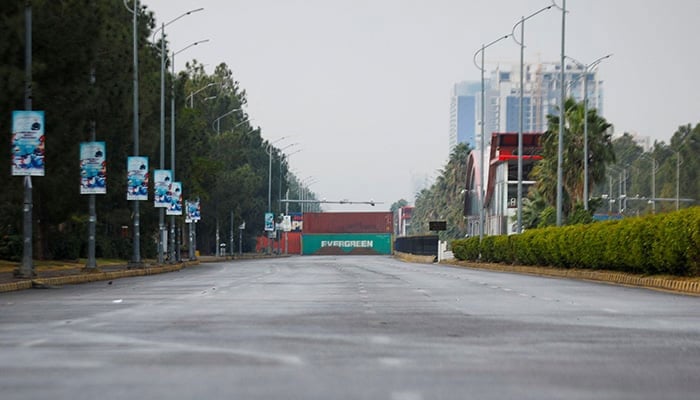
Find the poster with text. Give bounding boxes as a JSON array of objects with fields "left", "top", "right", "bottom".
[
  {"left": 153, "top": 169, "right": 172, "bottom": 208},
  {"left": 12, "top": 110, "right": 45, "bottom": 176},
  {"left": 80, "top": 141, "right": 106, "bottom": 194},
  {"left": 166, "top": 182, "right": 182, "bottom": 216},
  {"left": 185, "top": 198, "right": 201, "bottom": 223},
  {"left": 264, "top": 212, "right": 275, "bottom": 232},
  {"left": 126, "top": 156, "right": 148, "bottom": 201}
]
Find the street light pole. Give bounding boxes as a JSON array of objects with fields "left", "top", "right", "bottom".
[
  {"left": 212, "top": 108, "right": 241, "bottom": 135},
  {"left": 512, "top": 5, "right": 553, "bottom": 234},
  {"left": 16, "top": 1, "right": 33, "bottom": 278},
  {"left": 473, "top": 34, "right": 510, "bottom": 241},
  {"left": 556, "top": 0, "right": 567, "bottom": 226},
  {"left": 187, "top": 82, "right": 217, "bottom": 108},
  {"left": 566, "top": 54, "right": 612, "bottom": 211},
  {"left": 169, "top": 39, "right": 209, "bottom": 262},
  {"left": 152, "top": 8, "right": 203, "bottom": 264},
  {"left": 130, "top": 0, "right": 141, "bottom": 265}
]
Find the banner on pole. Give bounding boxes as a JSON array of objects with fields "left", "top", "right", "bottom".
[
  {"left": 166, "top": 181, "right": 182, "bottom": 216},
  {"left": 12, "top": 110, "right": 45, "bottom": 176},
  {"left": 126, "top": 156, "right": 148, "bottom": 200},
  {"left": 264, "top": 212, "right": 274, "bottom": 232},
  {"left": 153, "top": 169, "right": 172, "bottom": 208},
  {"left": 80, "top": 141, "right": 106, "bottom": 194},
  {"left": 185, "top": 198, "right": 201, "bottom": 223}
]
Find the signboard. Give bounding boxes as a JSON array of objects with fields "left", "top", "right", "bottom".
[
  {"left": 264, "top": 212, "right": 274, "bottom": 232},
  {"left": 282, "top": 215, "right": 292, "bottom": 232},
  {"left": 429, "top": 221, "right": 447, "bottom": 231},
  {"left": 153, "top": 169, "right": 172, "bottom": 208},
  {"left": 302, "top": 233, "right": 392, "bottom": 255},
  {"left": 126, "top": 156, "right": 148, "bottom": 200},
  {"left": 185, "top": 198, "right": 201, "bottom": 223},
  {"left": 80, "top": 141, "right": 106, "bottom": 194},
  {"left": 12, "top": 110, "right": 45, "bottom": 176},
  {"left": 166, "top": 181, "right": 182, "bottom": 215}
]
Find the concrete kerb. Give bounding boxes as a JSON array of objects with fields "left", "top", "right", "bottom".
[
  {"left": 0, "top": 262, "right": 196, "bottom": 293},
  {"left": 393, "top": 253, "right": 700, "bottom": 297},
  {"left": 435, "top": 259, "right": 700, "bottom": 297}
]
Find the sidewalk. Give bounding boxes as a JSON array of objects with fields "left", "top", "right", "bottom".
[
  {"left": 0, "top": 259, "right": 196, "bottom": 293},
  {"left": 0, "top": 254, "right": 284, "bottom": 293}
]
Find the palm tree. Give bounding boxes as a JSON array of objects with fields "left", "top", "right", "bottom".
[{"left": 532, "top": 98, "right": 615, "bottom": 219}]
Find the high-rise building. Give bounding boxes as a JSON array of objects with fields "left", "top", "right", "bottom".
[
  {"left": 450, "top": 61, "right": 605, "bottom": 153},
  {"left": 448, "top": 81, "right": 481, "bottom": 151}
]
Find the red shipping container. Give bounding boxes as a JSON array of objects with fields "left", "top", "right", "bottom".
[
  {"left": 303, "top": 212, "right": 393, "bottom": 234},
  {"left": 255, "top": 232, "right": 301, "bottom": 254}
]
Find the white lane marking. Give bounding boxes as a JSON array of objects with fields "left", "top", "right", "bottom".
[
  {"left": 519, "top": 293, "right": 529, "bottom": 297},
  {"left": 602, "top": 308, "right": 619, "bottom": 313},
  {"left": 370, "top": 336, "right": 392, "bottom": 344},
  {"left": 392, "top": 391, "right": 423, "bottom": 400},
  {"left": 502, "top": 288, "right": 513, "bottom": 292},
  {"left": 379, "top": 357, "right": 404, "bottom": 367},
  {"left": 21, "top": 339, "right": 48, "bottom": 347},
  {"left": 112, "top": 299, "right": 123, "bottom": 304}
]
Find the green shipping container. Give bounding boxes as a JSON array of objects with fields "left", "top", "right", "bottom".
[{"left": 302, "top": 233, "right": 393, "bottom": 255}]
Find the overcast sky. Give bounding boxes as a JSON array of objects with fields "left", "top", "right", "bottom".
[{"left": 142, "top": 0, "right": 700, "bottom": 212}]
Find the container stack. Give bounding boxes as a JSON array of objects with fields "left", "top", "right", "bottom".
[{"left": 301, "top": 212, "right": 393, "bottom": 255}]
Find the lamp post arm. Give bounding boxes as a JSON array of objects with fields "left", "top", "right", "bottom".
[
  {"left": 151, "top": 8, "right": 204, "bottom": 43},
  {"left": 511, "top": 5, "right": 553, "bottom": 45},
  {"left": 473, "top": 34, "right": 510, "bottom": 71},
  {"left": 174, "top": 39, "right": 209, "bottom": 57}
]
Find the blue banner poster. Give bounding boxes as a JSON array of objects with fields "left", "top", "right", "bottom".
[
  {"left": 185, "top": 198, "right": 201, "bottom": 223},
  {"left": 12, "top": 110, "right": 45, "bottom": 176},
  {"left": 166, "top": 182, "right": 182, "bottom": 216},
  {"left": 264, "top": 212, "right": 275, "bottom": 232},
  {"left": 153, "top": 169, "right": 173, "bottom": 208},
  {"left": 80, "top": 142, "right": 106, "bottom": 194},
  {"left": 127, "top": 156, "right": 148, "bottom": 201}
]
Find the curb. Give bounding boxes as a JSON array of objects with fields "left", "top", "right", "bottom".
[
  {"left": 439, "top": 259, "right": 700, "bottom": 297},
  {"left": 0, "top": 263, "right": 192, "bottom": 294}
]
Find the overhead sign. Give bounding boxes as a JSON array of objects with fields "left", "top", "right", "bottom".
[{"left": 429, "top": 221, "right": 447, "bottom": 231}]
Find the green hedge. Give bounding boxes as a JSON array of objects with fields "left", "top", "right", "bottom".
[{"left": 451, "top": 207, "right": 700, "bottom": 276}]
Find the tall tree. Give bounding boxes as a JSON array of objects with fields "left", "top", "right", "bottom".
[{"left": 532, "top": 97, "right": 615, "bottom": 220}]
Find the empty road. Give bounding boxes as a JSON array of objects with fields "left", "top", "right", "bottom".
[{"left": 1, "top": 256, "right": 699, "bottom": 399}]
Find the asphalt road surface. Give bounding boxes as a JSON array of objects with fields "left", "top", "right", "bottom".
[{"left": 1, "top": 256, "right": 699, "bottom": 400}]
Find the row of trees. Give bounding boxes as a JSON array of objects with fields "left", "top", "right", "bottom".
[
  {"left": 0, "top": 1, "right": 316, "bottom": 261},
  {"left": 401, "top": 97, "right": 698, "bottom": 237},
  {"left": 391, "top": 143, "right": 471, "bottom": 240}
]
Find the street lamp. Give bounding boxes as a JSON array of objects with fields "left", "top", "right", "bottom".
[
  {"left": 473, "top": 34, "right": 510, "bottom": 241},
  {"left": 123, "top": 0, "right": 143, "bottom": 266},
  {"left": 212, "top": 108, "right": 241, "bottom": 134},
  {"left": 511, "top": 5, "right": 553, "bottom": 234},
  {"left": 554, "top": 0, "right": 567, "bottom": 226},
  {"left": 152, "top": 7, "right": 204, "bottom": 264},
  {"left": 187, "top": 82, "right": 218, "bottom": 107},
  {"left": 170, "top": 39, "right": 209, "bottom": 262},
  {"left": 279, "top": 148, "right": 302, "bottom": 214},
  {"left": 565, "top": 54, "right": 613, "bottom": 211}
]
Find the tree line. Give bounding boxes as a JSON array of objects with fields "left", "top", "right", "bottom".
[{"left": 0, "top": 1, "right": 316, "bottom": 261}]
